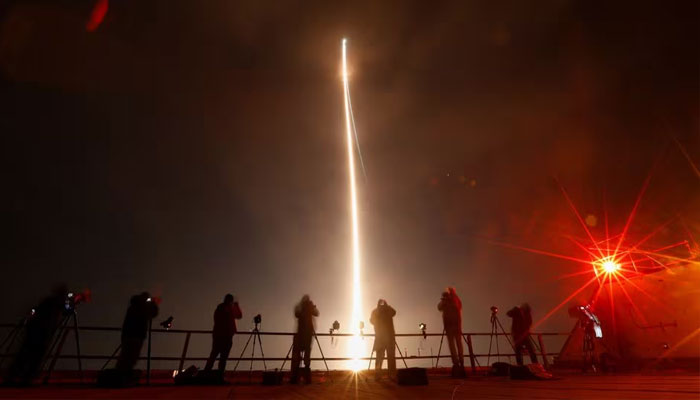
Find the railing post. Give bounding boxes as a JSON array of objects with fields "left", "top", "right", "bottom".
[
  {"left": 178, "top": 332, "right": 191, "bottom": 372},
  {"left": 537, "top": 334, "right": 549, "bottom": 368},
  {"left": 465, "top": 334, "right": 476, "bottom": 374}
]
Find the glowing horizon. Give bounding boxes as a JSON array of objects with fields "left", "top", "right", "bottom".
[{"left": 342, "top": 38, "right": 365, "bottom": 371}]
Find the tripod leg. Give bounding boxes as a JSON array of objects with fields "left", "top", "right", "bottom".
[
  {"left": 495, "top": 317, "right": 514, "bottom": 363},
  {"left": 495, "top": 317, "right": 515, "bottom": 349},
  {"left": 280, "top": 342, "right": 293, "bottom": 371},
  {"left": 101, "top": 344, "right": 121, "bottom": 370},
  {"left": 313, "top": 331, "right": 332, "bottom": 382},
  {"left": 249, "top": 330, "right": 256, "bottom": 381},
  {"left": 0, "top": 323, "right": 21, "bottom": 352},
  {"left": 41, "top": 316, "right": 69, "bottom": 374},
  {"left": 367, "top": 338, "right": 375, "bottom": 371},
  {"left": 0, "top": 325, "right": 21, "bottom": 369},
  {"left": 43, "top": 321, "right": 70, "bottom": 385},
  {"left": 394, "top": 341, "right": 408, "bottom": 368},
  {"left": 232, "top": 332, "right": 254, "bottom": 372},
  {"left": 146, "top": 319, "right": 152, "bottom": 386},
  {"left": 496, "top": 326, "right": 500, "bottom": 363},
  {"left": 71, "top": 313, "right": 83, "bottom": 383},
  {"left": 435, "top": 330, "right": 445, "bottom": 368},
  {"left": 256, "top": 331, "right": 267, "bottom": 371},
  {"left": 487, "top": 318, "right": 495, "bottom": 366}
]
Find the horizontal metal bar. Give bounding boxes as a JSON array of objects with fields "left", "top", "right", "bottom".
[
  {"left": 1, "top": 354, "right": 522, "bottom": 362},
  {"left": 0, "top": 323, "right": 571, "bottom": 337}
]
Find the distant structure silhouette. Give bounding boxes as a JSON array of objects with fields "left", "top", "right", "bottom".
[
  {"left": 290, "top": 295, "right": 318, "bottom": 384},
  {"left": 370, "top": 299, "right": 396, "bottom": 379},
  {"left": 116, "top": 292, "right": 159, "bottom": 372},
  {"left": 507, "top": 303, "right": 538, "bottom": 366},
  {"left": 438, "top": 287, "right": 465, "bottom": 377},
  {"left": 4, "top": 284, "right": 68, "bottom": 386},
  {"left": 204, "top": 294, "right": 242, "bottom": 373}
]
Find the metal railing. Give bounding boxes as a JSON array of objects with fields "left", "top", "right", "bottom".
[{"left": 0, "top": 323, "right": 570, "bottom": 382}]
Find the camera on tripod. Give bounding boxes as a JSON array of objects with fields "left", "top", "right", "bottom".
[
  {"left": 160, "top": 316, "right": 174, "bottom": 330},
  {"left": 490, "top": 306, "right": 498, "bottom": 314},
  {"left": 329, "top": 320, "right": 340, "bottom": 334},
  {"left": 418, "top": 323, "right": 427, "bottom": 339},
  {"left": 253, "top": 314, "right": 262, "bottom": 326},
  {"left": 569, "top": 304, "right": 602, "bottom": 338},
  {"left": 64, "top": 290, "right": 92, "bottom": 314}
]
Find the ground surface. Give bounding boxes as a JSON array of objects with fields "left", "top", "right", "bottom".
[{"left": 0, "top": 372, "right": 698, "bottom": 399}]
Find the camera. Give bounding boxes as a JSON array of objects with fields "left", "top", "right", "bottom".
[
  {"left": 253, "top": 314, "right": 262, "bottom": 325},
  {"left": 64, "top": 290, "right": 92, "bottom": 313},
  {"left": 160, "top": 316, "right": 174, "bottom": 330},
  {"left": 569, "top": 304, "right": 603, "bottom": 338},
  {"left": 332, "top": 320, "right": 340, "bottom": 331},
  {"left": 419, "top": 323, "right": 427, "bottom": 339},
  {"left": 490, "top": 306, "right": 498, "bottom": 314}
]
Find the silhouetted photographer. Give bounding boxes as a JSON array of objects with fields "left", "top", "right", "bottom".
[
  {"left": 4, "top": 284, "right": 68, "bottom": 386},
  {"left": 438, "top": 287, "right": 465, "bottom": 377},
  {"left": 290, "top": 295, "right": 318, "bottom": 384},
  {"left": 370, "top": 298, "right": 396, "bottom": 379},
  {"left": 116, "top": 292, "right": 159, "bottom": 372},
  {"left": 506, "top": 303, "right": 538, "bottom": 366},
  {"left": 204, "top": 294, "right": 242, "bottom": 373}
]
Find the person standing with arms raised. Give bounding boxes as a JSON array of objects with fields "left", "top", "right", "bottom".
[
  {"left": 370, "top": 299, "right": 397, "bottom": 380},
  {"left": 204, "top": 294, "right": 242, "bottom": 375},
  {"left": 290, "top": 295, "right": 319, "bottom": 384},
  {"left": 438, "top": 287, "right": 466, "bottom": 377}
]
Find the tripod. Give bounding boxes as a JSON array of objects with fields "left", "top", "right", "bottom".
[
  {"left": 233, "top": 322, "right": 267, "bottom": 381},
  {"left": 100, "top": 318, "right": 155, "bottom": 383},
  {"left": 280, "top": 328, "right": 332, "bottom": 382},
  {"left": 100, "top": 343, "right": 122, "bottom": 370},
  {"left": 366, "top": 337, "right": 409, "bottom": 371},
  {"left": 42, "top": 310, "right": 83, "bottom": 384},
  {"left": 435, "top": 329, "right": 472, "bottom": 369},
  {"left": 486, "top": 310, "right": 513, "bottom": 367},
  {"left": 0, "top": 317, "right": 30, "bottom": 370}
]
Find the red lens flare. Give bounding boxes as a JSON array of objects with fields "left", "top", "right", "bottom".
[{"left": 487, "top": 169, "right": 699, "bottom": 329}]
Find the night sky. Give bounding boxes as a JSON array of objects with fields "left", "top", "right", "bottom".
[{"left": 1, "top": 1, "right": 698, "bottom": 361}]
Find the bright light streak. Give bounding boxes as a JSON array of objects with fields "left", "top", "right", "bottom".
[{"left": 342, "top": 38, "right": 365, "bottom": 371}]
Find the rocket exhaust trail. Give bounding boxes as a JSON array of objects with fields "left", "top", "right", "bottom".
[{"left": 342, "top": 38, "right": 364, "bottom": 371}]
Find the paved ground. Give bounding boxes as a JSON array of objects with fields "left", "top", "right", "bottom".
[{"left": 0, "top": 372, "right": 698, "bottom": 399}]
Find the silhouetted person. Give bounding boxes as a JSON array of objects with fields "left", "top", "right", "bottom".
[
  {"left": 507, "top": 303, "right": 538, "bottom": 366},
  {"left": 116, "top": 292, "right": 159, "bottom": 372},
  {"left": 204, "top": 294, "right": 242, "bottom": 373},
  {"left": 290, "top": 295, "right": 318, "bottom": 384},
  {"left": 438, "top": 287, "right": 465, "bottom": 377},
  {"left": 370, "top": 299, "right": 396, "bottom": 379},
  {"left": 4, "top": 284, "right": 68, "bottom": 386}
]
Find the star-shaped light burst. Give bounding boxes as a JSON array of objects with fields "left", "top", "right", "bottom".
[{"left": 488, "top": 172, "right": 699, "bottom": 330}]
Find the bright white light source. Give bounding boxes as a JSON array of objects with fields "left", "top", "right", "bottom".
[
  {"left": 342, "top": 38, "right": 365, "bottom": 371},
  {"left": 602, "top": 260, "right": 620, "bottom": 273}
]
